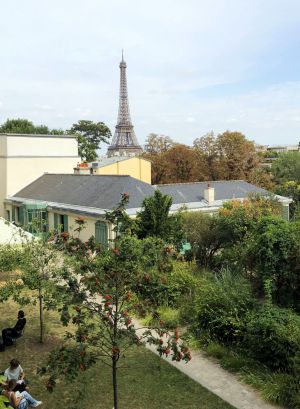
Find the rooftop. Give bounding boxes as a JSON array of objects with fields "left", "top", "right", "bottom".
[{"left": 9, "top": 174, "right": 280, "bottom": 215}]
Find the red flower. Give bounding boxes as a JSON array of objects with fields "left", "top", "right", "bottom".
[
  {"left": 105, "top": 301, "right": 112, "bottom": 307},
  {"left": 123, "top": 192, "right": 129, "bottom": 199},
  {"left": 112, "top": 346, "right": 120, "bottom": 354},
  {"left": 112, "top": 248, "right": 120, "bottom": 256},
  {"left": 126, "top": 292, "right": 132, "bottom": 301},
  {"left": 80, "top": 363, "right": 86, "bottom": 370},
  {"left": 165, "top": 349, "right": 171, "bottom": 355},
  {"left": 105, "top": 294, "right": 112, "bottom": 300}
]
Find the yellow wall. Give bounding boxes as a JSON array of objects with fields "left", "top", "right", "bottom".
[
  {"left": 48, "top": 210, "right": 114, "bottom": 244},
  {"left": 95, "top": 157, "right": 151, "bottom": 184}
]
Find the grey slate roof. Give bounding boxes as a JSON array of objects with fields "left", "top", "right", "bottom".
[
  {"left": 13, "top": 174, "right": 155, "bottom": 210},
  {"left": 155, "top": 180, "right": 268, "bottom": 204},
  {"left": 11, "top": 174, "right": 272, "bottom": 213}
]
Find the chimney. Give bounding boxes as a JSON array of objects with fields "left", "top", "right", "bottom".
[{"left": 204, "top": 183, "right": 214, "bottom": 204}]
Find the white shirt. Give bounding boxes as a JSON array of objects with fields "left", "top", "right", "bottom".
[{"left": 4, "top": 365, "right": 23, "bottom": 381}]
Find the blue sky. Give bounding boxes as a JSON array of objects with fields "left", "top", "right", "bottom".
[{"left": 1, "top": 0, "right": 300, "bottom": 149}]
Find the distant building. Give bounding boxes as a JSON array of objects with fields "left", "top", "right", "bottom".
[
  {"left": 107, "top": 52, "right": 143, "bottom": 157},
  {"left": 0, "top": 133, "right": 80, "bottom": 218},
  {"left": 74, "top": 156, "right": 151, "bottom": 184},
  {"left": 255, "top": 143, "right": 299, "bottom": 154}
]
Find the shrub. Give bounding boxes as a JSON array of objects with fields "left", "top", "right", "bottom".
[
  {"left": 182, "top": 212, "right": 225, "bottom": 268},
  {"left": 244, "top": 304, "right": 300, "bottom": 373},
  {"left": 156, "top": 306, "right": 181, "bottom": 329},
  {"left": 193, "top": 269, "right": 256, "bottom": 343},
  {"left": 134, "top": 261, "right": 198, "bottom": 310},
  {"left": 246, "top": 217, "right": 300, "bottom": 310}
]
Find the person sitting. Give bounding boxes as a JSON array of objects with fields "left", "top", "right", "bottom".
[
  {"left": 4, "top": 359, "right": 27, "bottom": 392},
  {"left": 2, "top": 379, "right": 42, "bottom": 408},
  {"left": 2, "top": 311, "right": 26, "bottom": 347}
]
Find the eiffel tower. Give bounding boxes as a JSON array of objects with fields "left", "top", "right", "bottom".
[{"left": 107, "top": 52, "right": 143, "bottom": 157}]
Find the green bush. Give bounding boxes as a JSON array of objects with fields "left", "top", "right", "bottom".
[
  {"left": 193, "top": 269, "right": 256, "bottom": 343},
  {"left": 0, "top": 245, "right": 23, "bottom": 272},
  {"left": 134, "top": 261, "right": 198, "bottom": 309},
  {"left": 157, "top": 306, "right": 181, "bottom": 328},
  {"left": 244, "top": 304, "right": 300, "bottom": 373}
]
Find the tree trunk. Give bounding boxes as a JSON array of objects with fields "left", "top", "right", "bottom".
[
  {"left": 112, "top": 358, "right": 118, "bottom": 409},
  {"left": 38, "top": 288, "right": 44, "bottom": 343}
]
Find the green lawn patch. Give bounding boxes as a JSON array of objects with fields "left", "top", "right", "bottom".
[{"left": 0, "top": 296, "right": 234, "bottom": 409}]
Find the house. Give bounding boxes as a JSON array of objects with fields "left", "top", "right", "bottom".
[{"left": 3, "top": 174, "right": 292, "bottom": 246}]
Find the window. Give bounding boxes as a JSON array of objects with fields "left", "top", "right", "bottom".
[
  {"left": 95, "top": 221, "right": 108, "bottom": 246},
  {"left": 54, "top": 213, "right": 68, "bottom": 232},
  {"left": 25, "top": 209, "right": 48, "bottom": 233},
  {"left": 6, "top": 210, "right": 10, "bottom": 221}
]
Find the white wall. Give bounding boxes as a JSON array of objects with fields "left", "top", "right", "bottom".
[
  {"left": 6, "top": 135, "right": 78, "bottom": 157},
  {"left": 0, "top": 134, "right": 80, "bottom": 217}
]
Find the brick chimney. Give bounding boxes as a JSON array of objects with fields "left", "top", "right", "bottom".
[{"left": 204, "top": 183, "right": 215, "bottom": 204}]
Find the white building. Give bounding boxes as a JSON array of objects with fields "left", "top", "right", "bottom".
[{"left": 0, "top": 133, "right": 80, "bottom": 218}]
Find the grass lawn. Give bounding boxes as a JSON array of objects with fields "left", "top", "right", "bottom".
[{"left": 0, "top": 288, "right": 234, "bottom": 409}]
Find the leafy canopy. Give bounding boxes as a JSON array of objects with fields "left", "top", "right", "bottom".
[
  {"left": 69, "top": 119, "right": 111, "bottom": 162},
  {"left": 0, "top": 118, "right": 63, "bottom": 135}
]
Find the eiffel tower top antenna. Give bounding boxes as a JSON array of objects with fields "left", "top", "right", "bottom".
[{"left": 107, "top": 52, "right": 143, "bottom": 157}]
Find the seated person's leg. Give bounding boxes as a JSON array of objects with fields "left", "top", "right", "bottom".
[
  {"left": 2, "top": 328, "right": 14, "bottom": 345},
  {"left": 21, "top": 391, "right": 41, "bottom": 406}
]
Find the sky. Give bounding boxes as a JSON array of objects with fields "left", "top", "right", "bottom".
[{"left": 1, "top": 0, "right": 300, "bottom": 150}]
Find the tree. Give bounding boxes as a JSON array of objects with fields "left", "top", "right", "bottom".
[
  {"left": 193, "top": 131, "right": 262, "bottom": 182},
  {"left": 245, "top": 217, "right": 300, "bottom": 310},
  {"left": 193, "top": 132, "right": 221, "bottom": 180},
  {"left": 69, "top": 120, "right": 111, "bottom": 162},
  {"left": 0, "top": 118, "right": 65, "bottom": 135},
  {"left": 274, "top": 181, "right": 300, "bottom": 221},
  {"left": 161, "top": 144, "right": 203, "bottom": 183},
  {"left": 0, "top": 118, "right": 48, "bottom": 134},
  {"left": 142, "top": 134, "right": 175, "bottom": 184},
  {"left": 217, "top": 131, "right": 260, "bottom": 180},
  {"left": 144, "top": 133, "right": 174, "bottom": 154},
  {"left": 0, "top": 239, "right": 72, "bottom": 343},
  {"left": 41, "top": 194, "right": 191, "bottom": 409},
  {"left": 272, "top": 152, "right": 300, "bottom": 184},
  {"left": 136, "top": 190, "right": 184, "bottom": 246}
]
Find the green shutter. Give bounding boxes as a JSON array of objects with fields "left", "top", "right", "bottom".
[
  {"left": 54, "top": 213, "right": 58, "bottom": 229},
  {"left": 63, "top": 215, "right": 68, "bottom": 232},
  {"left": 282, "top": 205, "right": 289, "bottom": 221},
  {"left": 19, "top": 206, "right": 24, "bottom": 225},
  {"left": 12, "top": 206, "right": 16, "bottom": 222},
  {"left": 95, "top": 221, "right": 108, "bottom": 246}
]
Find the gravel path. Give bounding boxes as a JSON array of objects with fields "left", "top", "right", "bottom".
[{"left": 134, "top": 320, "right": 282, "bottom": 409}]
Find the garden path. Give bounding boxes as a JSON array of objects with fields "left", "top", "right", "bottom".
[{"left": 134, "top": 320, "right": 282, "bottom": 409}]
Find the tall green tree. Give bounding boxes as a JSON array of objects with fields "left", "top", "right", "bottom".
[
  {"left": 69, "top": 120, "right": 111, "bottom": 162},
  {"left": 136, "top": 190, "right": 183, "bottom": 246},
  {"left": 272, "top": 152, "right": 300, "bottom": 184}
]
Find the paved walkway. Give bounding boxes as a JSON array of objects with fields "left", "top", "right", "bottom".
[{"left": 134, "top": 321, "right": 282, "bottom": 409}]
